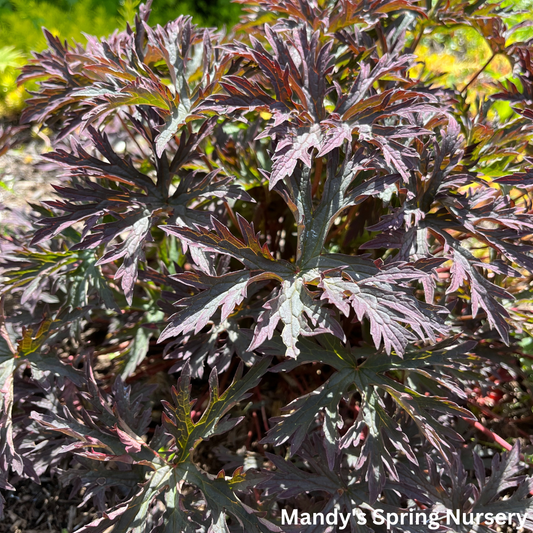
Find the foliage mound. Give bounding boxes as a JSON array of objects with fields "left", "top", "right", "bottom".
[{"left": 3, "top": 0, "right": 533, "bottom": 531}]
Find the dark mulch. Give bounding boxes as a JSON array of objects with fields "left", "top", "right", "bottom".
[{"left": 0, "top": 478, "right": 97, "bottom": 533}]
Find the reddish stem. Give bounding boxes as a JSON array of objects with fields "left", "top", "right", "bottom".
[
  {"left": 467, "top": 399, "right": 503, "bottom": 420},
  {"left": 255, "top": 386, "right": 270, "bottom": 431},
  {"left": 311, "top": 157, "right": 323, "bottom": 197},
  {"left": 465, "top": 418, "right": 524, "bottom": 456},
  {"left": 252, "top": 411, "right": 262, "bottom": 441},
  {"left": 461, "top": 53, "right": 496, "bottom": 94}
]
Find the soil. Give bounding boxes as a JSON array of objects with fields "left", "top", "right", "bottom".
[
  {"left": 0, "top": 478, "right": 98, "bottom": 533},
  {"left": 0, "top": 141, "right": 56, "bottom": 223}
]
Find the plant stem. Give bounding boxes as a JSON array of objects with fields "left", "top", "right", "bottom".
[
  {"left": 466, "top": 418, "right": 514, "bottom": 454},
  {"left": 199, "top": 153, "right": 241, "bottom": 233},
  {"left": 0, "top": 297, "right": 16, "bottom": 355},
  {"left": 461, "top": 52, "right": 496, "bottom": 95},
  {"left": 410, "top": 25, "right": 425, "bottom": 53},
  {"left": 118, "top": 113, "right": 149, "bottom": 159},
  {"left": 325, "top": 205, "right": 357, "bottom": 244},
  {"left": 311, "top": 156, "right": 323, "bottom": 197},
  {"left": 224, "top": 200, "right": 242, "bottom": 236}
]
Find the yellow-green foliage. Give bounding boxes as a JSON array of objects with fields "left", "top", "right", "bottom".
[
  {"left": 0, "top": 0, "right": 242, "bottom": 117},
  {"left": 0, "top": 0, "right": 121, "bottom": 53},
  {"left": 409, "top": 0, "right": 533, "bottom": 117},
  {"left": 411, "top": 27, "right": 512, "bottom": 89},
  {"left": 0, "top": 46, "right": 27, "bottom": 116},
  {"left": 0, "top": 0, "right": 122, "bottom": 115}
]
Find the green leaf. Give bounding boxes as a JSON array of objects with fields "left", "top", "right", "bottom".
[{"left": 163, "top": 357, "right": 272, "bottom": 464}]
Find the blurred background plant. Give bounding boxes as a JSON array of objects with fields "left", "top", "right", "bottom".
[
  {"left": 410, "top": 0, "right": 533, "bottom": 115},
  {"left": 0, "top": 45, "right": 26, "bottom": 117},
  {"left": 0, "top": 0, "right": 242, "bottom": 117}
]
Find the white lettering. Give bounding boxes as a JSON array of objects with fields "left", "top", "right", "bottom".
[
  {"left": 301, "top": 512, "right": 311, "bottom": 526},
  {"left": 281, "top": 509, "right": 298, "bottom": 525},
  {"left": 281, "top": 508, "right": 530, "bottom": 529},
  {"left": 414, "top": 512, "right": 426, "bottom": 525},
  {"left": 495, "top": 513, "right": 507, "bottom": 526},
  {"left": 388, "top": 513, "right": 399, "bottom": 527},
  {"left": 374, "top": 510, "right": 385, "bottom": 525},
  {"left": 447, "top": 509, "right": 461, "bottom": 525},
  {"left": 313, "top": 513, "right": 324, "bottom": 525},
  {"left": 428, "top": 512, "right": 440, "bottom": 530},
  {"left": 339, "top": 512, "right": 350, "bottom": 530},
  {"left": 353, "top": 509, "right": 367, "bottom": 525},
  {"left": 326, "top": 510, "right": 337, "bottom": 526},
  {"left": 462, "top": 513, "right": 475, "bottom": 525}
]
